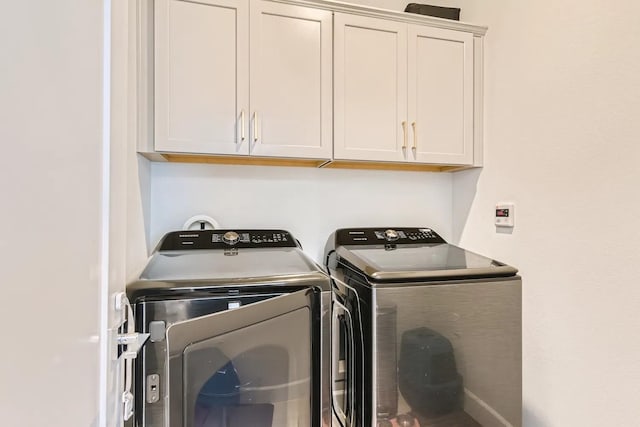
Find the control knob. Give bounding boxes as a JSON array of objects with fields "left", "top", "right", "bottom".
[
  {"left": 384, "top": 229, "right": 399, "bottom": 241},
  {"left": 222, "top": 231, "right": 240, "bottom": 245}
]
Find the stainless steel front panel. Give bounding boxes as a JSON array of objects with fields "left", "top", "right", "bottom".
[
  {"left": 374, "top": 279, "right": 522, "bottom": 427},
  {"left": 135, "top": 292, "right": 280, "bottom": 427},
  {"left": 167, "top": 289, "right": 314, "bottom": 427},
  {"left": 331, "top": 264, "right": 522, "bottom": 427},
  {"left": 134, "top": 288, "right": 331, "bottom": 427}
]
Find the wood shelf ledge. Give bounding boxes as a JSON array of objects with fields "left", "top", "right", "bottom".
[
  {"left": 142, "top": 152, "right": 476, "bottom": 173},
  {"left": 321, "top": 160, "right": 473, "bottom": 172},
  {"left": 159, "top": 153, "right": 328, "bottom": 168}
]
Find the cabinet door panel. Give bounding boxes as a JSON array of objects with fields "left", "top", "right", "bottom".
[
  {"left": 250, "top": 1, "right": 332, "bottom": 159},
  {"left": 408, "top": 25, "right": 473, "bottom": 165},
  {"left": 334, "top": 13, "right": 407, "bottom": 162},
  {"left": 155, "top": 0, "right": 249, "bottom": 155}
]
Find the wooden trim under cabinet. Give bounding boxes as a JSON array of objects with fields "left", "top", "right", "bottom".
[
  {"left": 320, "top": 160, "right": 474, "bottom": 172},
  {"left": 155, "top": 153, "right": 330, "bottom": 168},
  {"left": 141, "top": 152, "right": 476, "bottom": 172}
]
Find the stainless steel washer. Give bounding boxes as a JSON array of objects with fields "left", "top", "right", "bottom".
[
  {"left": 325, "top": 227, "right": 522, "bottom": 427},
  {"left": 128, "top": 229, "right": 331, "bottom": 427}
]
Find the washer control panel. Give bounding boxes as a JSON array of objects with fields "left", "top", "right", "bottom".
[
  {"left": 383, "top": 229, "right": 400, "bottom": 241},
  {"left": 159, "top": 229, "right": 298, "bottom": 251},
  {"left": 336, "top": 227, "right": 445, "bottom": 246},
  {"left": 222, "top": 231, "right": 240, "bottom": 245}
]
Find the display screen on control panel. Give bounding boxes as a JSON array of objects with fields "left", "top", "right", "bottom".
[{"left": 496, "top": 208, "right": 510, "bottom": 217}]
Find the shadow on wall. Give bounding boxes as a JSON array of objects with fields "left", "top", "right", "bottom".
[
  {"left": 139, "top": 156, "right": 152, "bottom": 252},
  {"left": 125, "top": 155, "right": 154, "bottom": 281},
  {"left": 523, "top": 404, "right": 551, "bottom": 427},
  {"left": 452, "top": 168, "right": 482, "bottom": 244}
]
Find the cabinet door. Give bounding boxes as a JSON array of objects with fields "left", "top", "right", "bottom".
[
  {"left": 334, "top": 13, "right": 408, "bottom": 162},
  {"left": 249, "top": 1, "right": 332, "bottom": 159},
  {"left": 155, "top": 0, "right": 249, "bottom": 155},
  {"left": 408, "top": 25, "right": 473, "bottom": 165}
]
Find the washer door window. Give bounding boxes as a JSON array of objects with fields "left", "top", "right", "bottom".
[{"left": 166, "top": 289, "right": 317, "bottom": 427}]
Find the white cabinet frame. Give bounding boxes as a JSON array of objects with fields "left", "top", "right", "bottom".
[
  {"left": 249, "top": 1, "right": 333, "bottom": 159},
  {"left": 407, "top": 25, "right": 474, "bottom": 165},
  {"left": 154, "top": 0, "right": 249, "bottom": 155},
  {"left": 141, "top": 0, "right": 487, "bottom": 169}
]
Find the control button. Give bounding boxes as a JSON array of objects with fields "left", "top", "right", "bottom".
[
  {"left": 384, "top": 229, "right": 399, "bottom": 241},
  {"left": 223, "top": 231, "right": 240, "bottom": 245}
]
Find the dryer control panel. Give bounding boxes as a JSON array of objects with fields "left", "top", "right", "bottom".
[
  {"left": 335, "top": 227, "right": 446, "bottom": 246},
  {"left": 158, "top": 229, "right": 298, "bottom": 250}
]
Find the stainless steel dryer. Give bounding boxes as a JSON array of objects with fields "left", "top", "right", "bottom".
[
  {"left": 325, "top": 227, "right": 522, "bottom": 427},
  {"left": 128, "top": 229, "right": 331, "bottom": 427}
]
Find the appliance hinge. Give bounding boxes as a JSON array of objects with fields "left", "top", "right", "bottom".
[
  {"left": 117, "top": 331, "right": 149, "bottom": 359},
  {"left": 115, "top": 292, "right": 150, "bottom": 422}
]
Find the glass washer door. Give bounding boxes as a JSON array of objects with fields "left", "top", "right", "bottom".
[{"left": 166, "top": 288, "right": 317, "bottom": 427}]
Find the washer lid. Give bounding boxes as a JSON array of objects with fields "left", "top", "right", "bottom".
[
  {"left": 129, "top": 229, "right": 329, "bottom": 298},
  {"left": 336, "top": 243, "right": 517, "bottom": 282},
  {"left": 140, "top": 246, "right": 323, "bottom": 282},
  {"left": 139, "top": 229, "right": 324, "bottom": 281}
]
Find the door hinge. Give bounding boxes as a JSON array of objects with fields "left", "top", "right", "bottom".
[
  {"left": 117, "top": 331, "right": 149, "bottom": 360},
  {"left": 115, "top": 292, "right": 150, "bottom": 421}
]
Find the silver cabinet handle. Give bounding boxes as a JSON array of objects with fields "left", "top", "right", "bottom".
[
  {"left": 401, "top": 121, "right": 407, "bottom": 153},
  {"left": 411, "top": 121, "right": 417, "bottom": 152},
  {"left": 253, "top": 111, "right": 259, "bottom": 142},
  {"left": 240, "top": 110, "right": 245, "bottom": 142}
]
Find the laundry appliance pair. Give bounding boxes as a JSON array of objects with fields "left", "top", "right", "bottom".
[{"left": 127, "top": 227, "right": 521, "bottom": 427}]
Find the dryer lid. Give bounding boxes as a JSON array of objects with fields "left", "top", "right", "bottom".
[
  {"left": 332, "top": 227, "right": 517, "bottom": 282},
  {"left": 337, "top": 244, "right": 517, "bottom": 282}
]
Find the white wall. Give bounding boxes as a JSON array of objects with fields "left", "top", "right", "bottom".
[
  {"left": 451, "top": 1, "right": 640, "bottom": 426},
  {"left": 128, "top": 157, "right": 152, "bottom": 279},
  {"left": 0, "top": 2, "right": 105, "bottom": 426},
  {"left": 150, "top": 163, "right": 452, "bottom": 262}
]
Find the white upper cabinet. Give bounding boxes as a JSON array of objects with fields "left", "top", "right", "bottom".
[
  {"left": 250, "top": 1, "right": 332, "bottom": 158},
  {"left": 334, "top": 13, "right": 407, "bottom": 162},
  {"left": 154, "top": 0, "right": 249, "bottom": 155},
  {"left": 408, "top": 25, "right": 474, "bottom": 165},
  {"left": 154, "top": 0, "right": 332, "bottom": 159},
  {"left": 149, "top": 0, "right": 486, "bottom": 168},
  {"left": 334, "top": 13, "right": 476, "bottom": 166}
]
